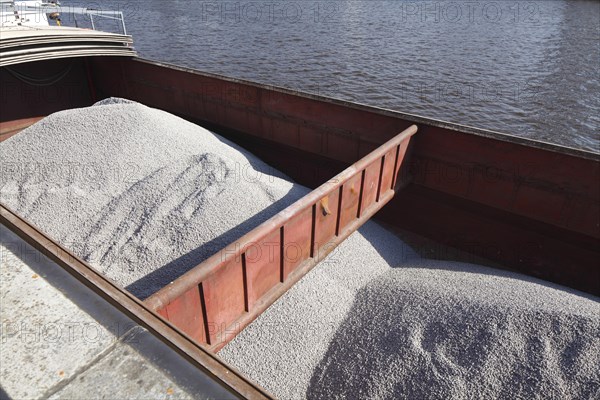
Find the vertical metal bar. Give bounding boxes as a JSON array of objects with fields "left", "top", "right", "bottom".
[
  {"left": 279, "top": 227, "right": 285, "bottom": 283},
  {"left": 357, "top": 169, "right": 366, "bottom": 218},
  {"left": 335, "top": 186, "right": 343, "bottom": 236},
  {"left": 90, "top": 13, "right": 95, "bottom": 30},
  {"left": 120, "top": 11, "right": 127, "bottom": 35},
  {"left": 391, "top": 144, "right": 401, "bottom": 189},
  {"left": 310, "top": 204, "right": 316, "bottom": 258},
  {"left": 242, "top": 253, "right": 249, "bottom": 312},
  {"left": 198, "top": 283, "right": 210, "bottom": 345},
  {"left": 376, "top": 156, "right": 385, "bottom": 202}
]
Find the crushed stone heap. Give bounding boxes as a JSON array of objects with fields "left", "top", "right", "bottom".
[{"left": 2, "top": 99, "right": 598, "bottom": 399}]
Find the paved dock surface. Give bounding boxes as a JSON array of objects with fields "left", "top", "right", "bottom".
[{"left": 0, "top": 225, "right": 234, "bottom": 399}]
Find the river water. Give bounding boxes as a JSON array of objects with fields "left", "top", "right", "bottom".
[{"left": 71, "top": 1, "right": 599, "bottom": 152}]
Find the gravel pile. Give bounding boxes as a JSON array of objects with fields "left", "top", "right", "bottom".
[
  {"left": 220, "top": 240, "right": 600, "bottom": 399},
  {"left": 2, "top": 99, "right": 598, "bottom": 399},
  {"left": 0, "top": 98, "right": 308, "bottom": 299}
]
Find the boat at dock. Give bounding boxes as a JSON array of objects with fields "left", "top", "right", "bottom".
[
  {"left": 1, "top": 1, "right": 598, "bottom": 398},
  {"left": 0, "top": 0, "right": 134, "bottom": 66}
]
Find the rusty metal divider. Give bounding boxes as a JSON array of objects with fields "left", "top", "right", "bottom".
[
  {"left": 0, "top": 205, "right": 274, "bottom": 400},
  {"left": 144, "top": 125, "right": 418, "bottom": 352},
  {"left": 0, "top": 117, "right": 44, "bottom": 142}
]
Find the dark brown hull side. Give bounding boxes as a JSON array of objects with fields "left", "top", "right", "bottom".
[{"left": 1, "top": 56, "right": 598, "bottom": 295}]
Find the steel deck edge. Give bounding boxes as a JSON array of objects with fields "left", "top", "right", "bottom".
[
  {"left": 130, "top": 57, "right": 599, "bottom": 162},
  {"left": 0, "top": 204, "right": 275, "bottom": 400}
]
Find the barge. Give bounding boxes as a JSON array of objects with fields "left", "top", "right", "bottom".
[
  {"left": 4, "top": 56, "right": 597, "bottom": 294},
  {"left": 1, "top": 1, "right": 599, "bottom": 398}
]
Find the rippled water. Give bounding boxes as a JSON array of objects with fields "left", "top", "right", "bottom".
[{"left": 71, "top": 1, "right": 599, "bottom": 152}]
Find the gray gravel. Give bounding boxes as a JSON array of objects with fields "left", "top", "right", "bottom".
[
  {"left": 0, "top": 98, "right": 308, "bottom": 299},
  {"left": 219, "top": 222, "right": 420, "bottom": 399},
  {"left": 220, "top": 256, "right": 600, "bottom": 400},
  {"left": 309, "top": 264, "right": 600, "bottom": 400},
  {"left": 2, "top": 99, "right": 599, "bottom": 399}
]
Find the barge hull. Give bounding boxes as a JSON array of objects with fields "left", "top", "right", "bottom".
[
  {"left": 1, "top": 56, "right": 598, "bottom": 295},
  {"left": 90, "top": 57, "right": 600, "bottom": 296}
]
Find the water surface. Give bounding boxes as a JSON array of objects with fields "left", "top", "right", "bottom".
[{"left": 70, "top": 0, "right": 599, "bottom": 152}]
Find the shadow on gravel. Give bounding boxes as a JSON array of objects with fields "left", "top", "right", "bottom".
[
  {"left": 305, "top": 273, "right": 465, "bottom": 400},
  {"left": 126, "top": 185, "right": 307, "bottom": 299},
  {"left": 365, "top": 224, "right": 598, "bottom": 302},
  {"left": 306, "top": 260, "right": 600, "bottom": 400},
  {"left": 212, "top": 132, "right": 296, "bottom": 183}
]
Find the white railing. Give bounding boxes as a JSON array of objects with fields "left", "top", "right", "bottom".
[{"left": 2, "top": 1, "right": 127, "bottom": 34}]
